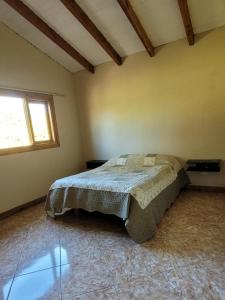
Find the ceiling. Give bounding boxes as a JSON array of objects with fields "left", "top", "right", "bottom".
[{"left": 0, "top": 0, "right": 225, "bottom": 73}]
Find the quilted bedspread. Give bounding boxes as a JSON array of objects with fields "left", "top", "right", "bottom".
[{"left": 45, "top": 154, "right": 189, "bottom": 242}]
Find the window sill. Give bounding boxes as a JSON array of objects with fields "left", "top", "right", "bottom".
[{"left": 0, "top": 142, "right": 60, "bottom": 156}]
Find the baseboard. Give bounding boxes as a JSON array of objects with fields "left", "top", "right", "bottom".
[
  {"left": 0, "top": 195, "right": 46, "bottom": 220},
  {"left": 186, "top": 185, "right": 225, "bottom": 193}
]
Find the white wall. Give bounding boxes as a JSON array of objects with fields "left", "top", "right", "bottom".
[{"left": 0, "top": 23, "right": 84, "bottom": 213}]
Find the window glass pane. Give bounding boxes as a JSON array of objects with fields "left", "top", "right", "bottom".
[
  {"left": 29, "top": 102, "right": 50, "bottom": 142},
  {"left": 0, "top": 96, "right": 30, "bottom": 149}
]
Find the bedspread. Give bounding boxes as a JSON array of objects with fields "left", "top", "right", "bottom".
[
  {"left": 49, "top": 164, "right": 177, "bottom": 210},
  {"left": 45, "top": 154, "right": 189, "bottom": 242}
]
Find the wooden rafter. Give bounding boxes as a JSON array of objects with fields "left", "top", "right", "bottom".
[
  {"left": 177, "top": 0, "right": 194, "bottom": 45},
  {"left": 4, "top": 0, "right": 94, "bottom": 73},
  {"left": 117, "top": 0, "right": 154, "bottom": 57},
  {"left": 60, "top": 0, "right": 122, "bottom": 65}
]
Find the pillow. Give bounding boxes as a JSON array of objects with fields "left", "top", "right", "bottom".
[
  {"left": 156, "top": 155, "right": 182, "bottom": 172},
  {"left": 144, "top": 154, "right": 156, "bottom": 166},
  {"left": 116, "top": 157, "right": 127, "bottom": 166},
  {"left": 116, "top": 154, "right": 129, "bottom": 166}
]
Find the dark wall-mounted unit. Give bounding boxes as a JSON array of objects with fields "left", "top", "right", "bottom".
[{"left": 186, "top": 159, "right": 221, "bottom": 172}]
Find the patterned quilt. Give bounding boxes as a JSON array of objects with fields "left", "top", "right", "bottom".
[{"left": 49, "top": 154, "right": 182, "bottom": 209}]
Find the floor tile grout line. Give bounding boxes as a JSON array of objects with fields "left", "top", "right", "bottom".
[
  {"left": 7, "top": 228, "right": 30, "bottom": 300},
  {"left": 59, "top": 229, "right": 123, "bottom": 299},
  {"left": 66, "top": 284, "right": 118, "bottom": 298},
  {"left": 59, "top": 236, "right": 63, "bottom": 300},
  {"left": 6, "top": 275, "right": 14, "bottom": 300},
  {"left": 11, "top": 224, "right": 63, "bottom": 278},
  {"left": 14, "top": 264, "right": 61, "bottom": 278}
]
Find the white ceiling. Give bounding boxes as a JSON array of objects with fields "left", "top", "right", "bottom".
[{"left": 0, "top": 0, "right": 225, "bottom": 73}]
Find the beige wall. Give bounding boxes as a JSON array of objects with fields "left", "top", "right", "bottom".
[
  {"left": 0, "top": 23, "right": 84, "bottom": 213},
  {"left": 74, "top": 26, "right": 225, "bottom": 187}
]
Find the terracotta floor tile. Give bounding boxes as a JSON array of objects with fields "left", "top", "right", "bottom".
[
  {"left": 60, "top": 238, "right": 99, "bottom": 266},
  {"left": 0, "top": 190, "right": 224, "bottom": 299},
  {"left": 66, "top": 287, "right": 119, "bottom": 300},
  {"left": 61, "top": 261, "right": 115, "bottom": 298},
  {"left": 116, "top": 275, "right": 181, "bottom": 300},
  {"left": 0, "top": 237, "right": 25, "bottom": 278}
]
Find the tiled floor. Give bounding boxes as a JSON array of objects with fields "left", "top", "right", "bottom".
[{"left": 0, "top": 190, "right": 225, "bottom": 300}]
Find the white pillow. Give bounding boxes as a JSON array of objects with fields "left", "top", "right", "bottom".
[
  {"left": 144, "top": 155, "right": 156, "bottom": 166},
  {"left": 156, "top": 155, "right": 182, "bottom": 172},
  {"left": 116, "top": 157, "right": 127, "bottom": 166}
]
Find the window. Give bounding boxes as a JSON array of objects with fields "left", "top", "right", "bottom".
[{"left": 0, "top": 89, "right": 59, "bottom": 155}]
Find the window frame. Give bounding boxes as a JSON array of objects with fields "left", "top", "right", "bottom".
[{"left": 0, "top": 88, "right": 60, "bottom": 156}]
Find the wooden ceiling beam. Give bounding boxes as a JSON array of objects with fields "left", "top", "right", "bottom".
[
  {"left": 60, "top": 0, "right": 122, "bottom": 66},
  {"left": 4, "top": 0, "right": 94, "bottom": 73},
  {"left": 177, "top": 0, "right": 194, "bottom": 45},
  {"left": 117, "top": 0, "right": 154, "bottom": 57}
]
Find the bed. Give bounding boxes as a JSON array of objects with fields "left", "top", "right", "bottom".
[{"left": 45, "top": 154, "right": 189, "bottom": 243}]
